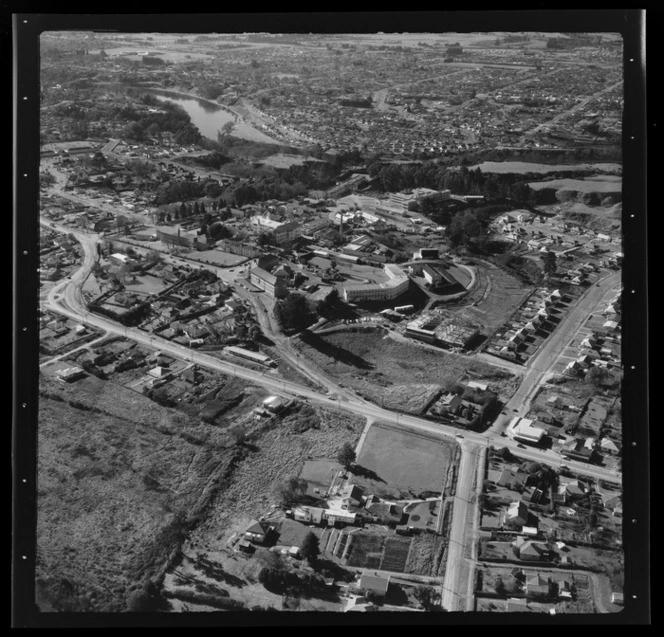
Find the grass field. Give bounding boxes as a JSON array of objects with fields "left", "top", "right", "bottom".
[
  {"left": 188, "top": 250, "right": 246, "bottom": 266},
  {"left": 294, "top": 329, "right": 520, "bottom": 411},
  {"left": 354, "top": 425, "right": 454, "bottom": 497},
  {"left": 528, "top": 178, "right": 622, "bottom": 194},
  {"left": 470, "top": 161, "right": 622, "bottom": 175},
  {"left": 451, "top": 262, "right": 532, "bottom": 334}
]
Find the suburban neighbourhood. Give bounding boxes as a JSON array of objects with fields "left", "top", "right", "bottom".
[{"left": 23, "top": 24, "right": 646, "bottom": 622}]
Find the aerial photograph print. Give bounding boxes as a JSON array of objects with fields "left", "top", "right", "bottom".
[{"left": 13, "top": 9, "right": 649, "bottom": 627}]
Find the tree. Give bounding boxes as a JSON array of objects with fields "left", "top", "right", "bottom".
[
  {"left": 494, "top": 576, "right": 507, "bottom": 596},
  {"left": 126, "top": 580, "right": 168, "bottom": 612},
  {"left": 494, "top": 446, "right": 514, "bottom": 461},
  {"left": 204, "top": 181, "right": 223, "bottom": 198},
  {"left": 541, "top": 250, "right": 557, "bottom": 276},
  {"left": 586, "top": 366, "right": 609, "bottom": 388},
  {"left": 337, "top": 442, "right": 356, "bottom": 469},
  {"left": 301, "top": 532, "right": 320, "bottom": 565},
  {"left": 220, "top": 120, "right": 235, "bottom": 138},
  {"left": 257, "top": 232, "right": 272, "bottom": 247},
  {"left": 273, "top": 476, "right": 308, "bottom": 507},
  {"left": 414, "top": 585, "right": 437, "bottom": 610}
]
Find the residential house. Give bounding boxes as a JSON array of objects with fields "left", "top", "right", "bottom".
[
  {"left": 364, "top": 499, "right": 405, "bottom": 526},
  {"left": 611, "top": 592, "right": 624, "bottom": 605},
  {"left": 505, "top": 598, "right": 532, "bottom": 612},
  {"left": 358, "top": 573, "right": 390, "bottom": 598},
  {"left": 561, "top": 438, "right": 596, "bottom": 462},
  {"left": 488, "top": 467, "right": 529, "bottom": 491},
  {"left": 603, "top": 495, "right": 622, "bottom": 517},
  {"left": 525, "top": 574, "right": 550, "bottom": 599},
  {"left": 243, "top": 519, "right": 272, "bottom": 544},
  {"left": 339, "top": 484, "right": 364, "bottom": 509},
  {"left": 556, "top": 579, "right": 574, "bottom": 600},
  {"left": 599, "top": 437, "right": 621, "bottom": 456},
  {"left": 558, "top": 480, "right": 587, "bottom": 503},
  {"left": 514, "top": 536, "right": 552, "bottom": 562},
  {"left": 292, "top": 505, "right": 325, "bottom": 525},
  {"left": 182, "top": 367, "right": 202, "bottom": 384},
  {"left": 505, "top": 501, "right": 529, "bottom": 528},
  {"left": 147, "top": 366, "right": 170, "bottom": 379}
]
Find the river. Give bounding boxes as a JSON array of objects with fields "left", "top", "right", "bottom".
[
  {"left": 130, "top": 87, "right": 280, "bottom": 145},
  {"left": 139, "top": 89, "right": 238, "bottom": 142}
]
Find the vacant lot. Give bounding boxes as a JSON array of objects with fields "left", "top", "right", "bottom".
[
  {"left": 451, "top": 261, "right": 532, "bottom": 334},
  {"left": 294, "top": 329, "right": 520, "bottom": 411},
  {"left": 37, "top": 373, "right": 241, "bottom": 613},
  {"left": 354, "top": 425, "right": 454, "bottom": 498}
]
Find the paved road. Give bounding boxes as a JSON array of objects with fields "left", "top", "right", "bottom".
[
  {"left": 441, "top": 439, "right": 485, "bottom": 611},
  {"left": 487, "top": 269, "right": 622, "bottom": 435},
  {"left": 524, "top": 79, "right": 623, "bottom": 137},
  {"left": 40, "top": 218, "right": 623, "bottom": 614}
]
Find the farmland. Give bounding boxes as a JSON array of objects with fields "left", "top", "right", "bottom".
[{"left": 293, "top": 329, "right": 520, "bottom": 413}]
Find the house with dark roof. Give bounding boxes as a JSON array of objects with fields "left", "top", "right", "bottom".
[
  {"left": 488, "top": 467, "right": 529, "bottom": 490},
  {"left": 358, "top": 573, "right": 390, "bottom": 598},
  {"left": 505, "top": 501, "right": 529, "bottom": 528},
  {"left": 243, "top": 519, "right": 272, "bottom": 544},
  {"left": 513, "top": 536, "right": 553, "bottom": 562},
  {"left": 364, "top": 499, "right": 405, "bottom": 525},
  {"left": 339, "top": 484, "right": 364, "bottom": 509},
  {"left": 525, "top": 574, "right": 550, "bottom": 598}
]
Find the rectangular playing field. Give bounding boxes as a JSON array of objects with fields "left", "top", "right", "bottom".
[{"left": 356, "top": 425, "right": 454, "bottom": 494}]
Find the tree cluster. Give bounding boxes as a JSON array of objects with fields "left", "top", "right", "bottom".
[{"left": 274, "top": 293, "right": 316, "bottom": 332}]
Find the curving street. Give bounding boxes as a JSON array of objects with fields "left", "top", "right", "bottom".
[{"left": 40, "top": 219, "right": 622, "bottom": 611}]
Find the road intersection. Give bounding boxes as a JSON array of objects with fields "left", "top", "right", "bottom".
[{"left": 39, "top": 219, "right": 622, "bottom": 610}]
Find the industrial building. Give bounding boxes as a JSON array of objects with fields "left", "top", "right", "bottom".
[
  {"left": 405, "top": 312, "right": 478, "bottom": 349},
  {"left": 506, "top": 417, "right": 546, "bottom": 444},
  {"left": 342, "top": 263, "right": 409, "bottom": 303}
]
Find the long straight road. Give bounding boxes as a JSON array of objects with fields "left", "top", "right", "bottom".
[
  {"left": 487, "top": 269, "right": 622, "bottom": 435},
  {"left": 39, "top": 218, "right": 623, "bottom": 614}
]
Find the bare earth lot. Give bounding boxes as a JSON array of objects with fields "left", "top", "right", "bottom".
[{"left": 294, "top": 330, "right": 520, "bottom": 412}]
